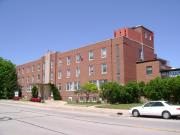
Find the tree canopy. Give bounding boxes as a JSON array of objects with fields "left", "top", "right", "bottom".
[{"left": 0, "top": 57, "right": 18, "bottom": 99}]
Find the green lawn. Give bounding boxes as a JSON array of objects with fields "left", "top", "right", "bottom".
[
  {"left": 67, "top": 101, "right": 142, "bottom": 109},
  {"left": 67, "top": 101, "right": 100, "bottom": 107},
  {"left": 96, "top": 103, "right": 143, "bottom": 110}
]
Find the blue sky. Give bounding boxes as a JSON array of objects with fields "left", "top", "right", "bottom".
[{"left": 0, "top": 0, "right": 180, "bottom": 67}]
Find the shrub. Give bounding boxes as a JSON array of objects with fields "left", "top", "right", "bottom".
[{"left": 100, "top": 82, "right": 121, "bottom": 104}]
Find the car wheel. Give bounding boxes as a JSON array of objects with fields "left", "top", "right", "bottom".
[
  {"left": 132, "top": 110, "right": 140, "bottom": 117},
  {"left": 162, "top": 111, "right": 171, "bottom": 119}
]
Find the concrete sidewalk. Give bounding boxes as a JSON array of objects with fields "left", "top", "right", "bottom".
[{"left": 0, "top": 100, "right": 130, "bottom": 116}]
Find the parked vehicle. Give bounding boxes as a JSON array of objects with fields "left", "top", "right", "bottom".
[{"left": 129, "top": 101, "right": 180, "bottom": 119}]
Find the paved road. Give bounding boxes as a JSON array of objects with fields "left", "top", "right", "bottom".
[{"left": 0, "top": 101, "right": 180, "bottom": 135}]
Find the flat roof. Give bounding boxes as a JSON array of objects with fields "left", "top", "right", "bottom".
[{"left": 160, "top": 68, "right": 180, "bottom": 72}]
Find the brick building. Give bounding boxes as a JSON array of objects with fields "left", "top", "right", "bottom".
[{"left": 16, "top": 25, "right": 171, "bottom": 101}]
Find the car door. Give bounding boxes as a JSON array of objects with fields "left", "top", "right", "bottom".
[
  {"left": 150, "top": 102, "right": 166, "bottom": 116},
  {"left": 141, "top": 102, "right": 154, "bottom": 116}
]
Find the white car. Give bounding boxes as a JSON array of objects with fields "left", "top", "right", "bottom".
[{"left": 129, "top": 101, "right": 180, "bottom": 119}]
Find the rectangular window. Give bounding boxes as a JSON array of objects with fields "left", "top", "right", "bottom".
[
  {"left": 58, "top": 59, "right": 62, "bottom": 70},
  {"left": 76, "top": 54, "right": 82, "bottom": 63},
  {"left": 58, "top": 71, "right": 62, "bottom": 79},
  {"left": 43, "top": 62, "right": 45, "bottom": 70},
  {"left": 37, "top": 74, "right": 40, "bottom": 81},
  {"left": 26, "top": 85, "right": 32, "bottom": 92},
  {"left": 66, "top": 82, "right": 73, "bottom": 91},
  {"left": 66, "top": 69, "right": 71, "bottom": 78},
  {"left": 146, "top": 66, "right": 153, "bottom": 75},
  {"left": 101, "top": 63, "right": 107, "bottom": 74},
  {"left": 101, "top": 48, "right": 107, "bottom": 58},
  {"left": 74, "top": 81, "right": 80, "bottom": 90},
  {"left": 37, "top": 64, "right": 41, "bottom": 71},
  {"left": 50, "top": 61, "right": 53, "bottom": 69},
  {"left": 32, "top": 76, "right": 34, "bottom": 83},
  {"left": 89, "top": 51, "right": 94, "bottom": 60},
  {"left": 76, "top": 67, "right": 80, "bottom": 77},
  {"left": 89, "top": 65, "right": 94, "bottom": 76},
  {"left": 66, "top": 56, "right": 71, "bottom": 65},
  {"left": 144, "top": 32, "right": 148, "bottom": 39},
  {"left": 32, "top": 65, "right": 34, "bottom": 72},
  {"left": 22, "top": 68, "right": 24, "bottom": 74},
  {"left": 58, "top": 83, "right": 62, "bottom": 91}
]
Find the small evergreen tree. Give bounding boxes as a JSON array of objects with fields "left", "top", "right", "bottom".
[{"left": 31, "top": 85, "right": 38, "bottom": 98}]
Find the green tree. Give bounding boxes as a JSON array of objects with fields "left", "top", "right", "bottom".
[
  {"left": 144, "top": 77, "right": 164, "bottom": 100},
  {"left": 80, "top": 83, "right": 98, "bottom": 102},
  {"left": 31, "top": 85, "right": 38, "bottom": 98},
  {"left": 100, "top": 82, "right": 121, "bottom": 104},
  {"left": 49, "top": 83, "right": 61, "bottom": 100},
  {"left": 0, "top": 57, "right": 18, "bottom": 99},
  {"left": 124, "top": 82, "right": 141, "bottom": 103}
]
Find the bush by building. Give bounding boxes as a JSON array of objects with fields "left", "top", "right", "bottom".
[{"left": 100, "top": 76, "right": 180, "bottom": 104}]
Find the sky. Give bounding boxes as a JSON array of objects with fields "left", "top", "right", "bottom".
[{"left": 0, "top": 0, "right": 180, "bottom": 67}]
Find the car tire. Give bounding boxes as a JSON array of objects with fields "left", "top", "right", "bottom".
[
  {"left": 132, "top": 110, "right": 140, "bottom": 117},
  {"left": 162, "top": 111, "right": 171, "bottom": 119}
]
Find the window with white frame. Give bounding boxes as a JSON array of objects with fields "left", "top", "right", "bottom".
[
  {"left": 66, "top": 82, "right": 73, "bottom": 91},
  {"left": 50, "top": 61, "right": 53, "bottom": 69},
  {"left": 66, "top": 56, "right": 71, "bottom": 65},
  {"left": 22, "top": 68, "right": 24, "bottom": 74},
  {"left": 66, "top": 69, "right": 71, "bottom": 78},
  {"left": 37, "top": 74, "right": 40, "bottom": 81},
  {"left": 58, "top": 59, "right": 62, "bottom": 70},
  {"left": 58, "top": 71, "right": 62, "bottom": 79},
  {"left": 32, "top": 65, "right": 34, "bottom": 72},
  {"left": 89, "top": 51, "right": 94, "bottom": 60},
  {"left": 43, "top": 62, "right": 45, "bottom": 70},
  {"left": 89, "top": 65, "right": 94, "bottom": 76},
  {"left": 58, "top": 83, "right": 62, "bottom": 91},
  {"left": 76, "top": 67, "right": 80, "bottom": 77},
  {"left": 144, "top": 32, "right": 148, "bottom": 39},
  {"left": 149, "top": 35, "right": 152, "bottom": 41},
  {"left": 101, "top": 48, "right": 107, "bottom": 58},
  {"left": 37, "top": 64, "right": 41, "bottom": 71},
  {"left": 101, "top": 63, "right": 107, "bottom": 74},
  {"left": 26, "top": 85, "right": 32, "bottom": 92},
  {"left": 74, "top": 81, "right": 80, "bottom": 90},
  {"left": 32, "top": 76, "right": 34, "bottom": 83},
  {"left": 76, "top": 54, "right": 81, "bottom": 63}
]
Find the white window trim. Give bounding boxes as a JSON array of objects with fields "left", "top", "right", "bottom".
[
  {"left": 101, "top": 63, "right": 107, "bottom": 74},
  {"left": 88, "top": 51, "right": 94, "bottom": 61},
  {"left": 101, "top": 48, "right": 107, "bottom": 58}
]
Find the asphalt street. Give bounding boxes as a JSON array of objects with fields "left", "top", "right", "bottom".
[{"left": 0, "top": 101, "right": 180, "bottom": 135}]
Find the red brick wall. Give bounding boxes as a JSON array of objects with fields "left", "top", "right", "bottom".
[{"left": 136, "top": 60, "right": 161, "bottom": 83}]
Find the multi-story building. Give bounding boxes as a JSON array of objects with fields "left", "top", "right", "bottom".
[{"left": 16, "top": 25, "right": 171, "bottom": 101}]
